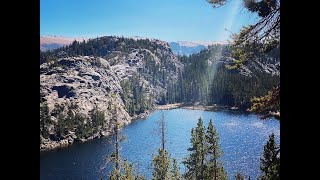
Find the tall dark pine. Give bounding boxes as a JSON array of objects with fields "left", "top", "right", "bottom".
[
  {"left": 205, "top": 119, "right": 227, "bottom": 180},
  {"left": 259, "top": 133, "right": 280, "bottom": 180},
  {"left": 183, "top": 117, "right": 207, "bottom": 180}
]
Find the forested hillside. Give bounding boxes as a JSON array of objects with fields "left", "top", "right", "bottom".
[{"left": 165, "top": 45, "right": 280, "bottom": 110}]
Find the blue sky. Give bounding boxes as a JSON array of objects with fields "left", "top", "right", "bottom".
[{"left": 40, "top": 0, "right": 258, "bottom": 42}]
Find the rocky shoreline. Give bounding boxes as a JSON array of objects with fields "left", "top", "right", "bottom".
[
  {"left": 41, "top": 129, "right": 122, "bottom": 152},
  {"left": 40, "top": 110, "right": 152, "bottom": 152},
  {"left": 40, "top": 128, "right": 113, "bottom": 152}
]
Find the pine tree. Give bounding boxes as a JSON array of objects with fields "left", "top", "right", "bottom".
[
  {"left": 171, "top": 158, "right": 181, "bottom": 180},
  {"left": 259, "top": 133, "right": 280, "bottom": 180},
  {"left": 152, "top": 111, "right": 171, "bottom": 180},
  {"left": 108, "top": 159, "right": 145, "bottom": 180},
  {"left": 40, "top": 102, "right": 51, "bottom": 139},
  {"left": 183, "top": 117, "right": 207, "bottom": 180},
  {"left": 152, "top": 148, "right": 171, "bottom": 180},
  {"left": 121, "top": 160, "right": 134, "bottom": 180},
  {"left": 218, "top": 167, "right": 228, "bottom": 180},
  {"left": 205, "top": 119, "right": 227, "bottom": 180},
  {"left": 250, "top": 85, "right": 280, "bottom": 119}
]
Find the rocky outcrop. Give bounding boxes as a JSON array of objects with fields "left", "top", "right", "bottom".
[
  {"left": 40, "top": 56, "right": 131, "bottom": 150},
  {"left": 40, "top": 37, "right": 183, "bottom": 151}
]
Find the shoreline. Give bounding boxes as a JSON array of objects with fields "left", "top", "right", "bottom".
[
  {"left": 41, "top": 103, "right": 278, "bottom": 152},
  {"left": 156, "top": 103, "right": 280, "bottom": 120},
  {"left": 155, "top": 102, "right": 235, "bottom": 111}
]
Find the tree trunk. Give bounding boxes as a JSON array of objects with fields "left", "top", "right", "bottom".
[
  {"left": 114, "top": 108, "right": 120, "bottom": 180},
  {"left": 161, "top": 112, "right": 165, "bottom": 150}
]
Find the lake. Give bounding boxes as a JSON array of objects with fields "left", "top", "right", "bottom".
[{"left": 40, "top": 108, "right": 280, "bottom": 179}]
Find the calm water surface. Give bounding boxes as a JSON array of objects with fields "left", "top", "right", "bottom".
[{"left": 40, "top": 108, "right": 280, "bottom": 179}]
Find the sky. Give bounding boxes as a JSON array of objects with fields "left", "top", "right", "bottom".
[{"left": 40, "top": 0, "right": 258, "bottom": 42}]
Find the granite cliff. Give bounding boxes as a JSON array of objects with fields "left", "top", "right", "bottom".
[{"left": 40, "top": 36, "right": 182, "bottom": 150}]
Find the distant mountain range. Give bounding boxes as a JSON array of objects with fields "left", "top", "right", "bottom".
[
  {"left": 40, "top": 36, "right": 87, "bottom": 51},
  {"left": 169, "top": 41, "right": 228, "bottom": 56},
  {"left": 40, "top": 35, "right": 228, "bottom": 56}
]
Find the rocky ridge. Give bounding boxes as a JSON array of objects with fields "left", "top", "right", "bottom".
[{"left": 40, "top": 37, "right": 182, "bottom": 151}]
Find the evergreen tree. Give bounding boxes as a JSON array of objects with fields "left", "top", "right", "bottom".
[
  {"left": 89, "top": 105, "right": 105, "bottom": 133},
  {"left": 121, "top": 160, "right": 134, "bottom": 180},
  {"left": 259, "top": 133, "right": 280, "bottom": 180},
  {"left": 250, "top": 85, "right": 280, "bottom": 119},
  {"left": 171, "top": 158, "right": 181, "bottom": 180},
  {"left": 208, "top": 0, "right": 280, "bottom": 67},
  {"left": 107, "top": 157, "right": 146, "bottom": 180},
  {"left": 40, "top": 102, "right": 51, "bottom": 139},
  {"left": 152, "top": 148, "right": 171, "bottom": 180},
  {"left": 205, "top": 119, "right": 227, "bottom": 180},
  {"left": 183, "top": 117, "right": 207, "bottom": 180}
]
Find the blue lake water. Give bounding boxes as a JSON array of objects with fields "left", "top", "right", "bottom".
[{"left": 40, "top": 108, "right": 280, "bottom": 179}]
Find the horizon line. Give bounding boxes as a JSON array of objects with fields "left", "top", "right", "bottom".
[{"left": 40, "top": 34, "right": 231, "bottom": 43}]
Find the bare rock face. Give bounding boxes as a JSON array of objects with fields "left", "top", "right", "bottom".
[{"left": 40, "top": 56, "right": 131, "bottom": 150}]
